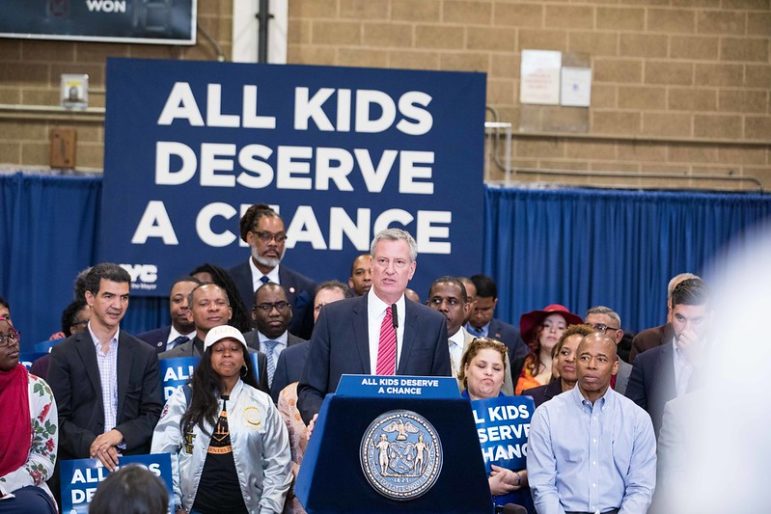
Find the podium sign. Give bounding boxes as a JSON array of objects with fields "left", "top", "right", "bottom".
[{"left": 296, "top": 375, "right": 493, "bottom": 513}]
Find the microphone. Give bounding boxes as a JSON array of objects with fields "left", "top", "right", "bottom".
[{"left": 391, "top": 304, "right": 398, "bottom": 328}]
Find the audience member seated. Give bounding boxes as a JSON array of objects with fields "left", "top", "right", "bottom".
[
  {"left": 465, "top": 275, "right": 528, "bottom": 361},
  {"left": 241, "top": 283, "right": 307, "bottom": 399},
  {"left": 138, "top": 276, "right": 201, "bottom": 353},
  {"left": 190, "top": 263, "right": 252, "bottom": 333},
  {"left": 227, "top": 204, "right": 316, "bottom": 339},
  {"left": 629, "top": 272, "right": 700, "bottom": 363},
  {"left": 528, "top": 332, "right": 656, "bottom": 514},
  {"left": 347, "top": 254, "right": 372, "bottom": 296},
  {"left": 523, "top": 324, "right": 596, "bottom": 408},
  {"left": 48, "top": 264, "right": 162, "bottom": 472},
  {"left": 514, "top": 304, "right": 582, "bottom": 394},
  {"left": 458, "top": 338, "right": 532, "bottom": 513},
  {"left": 0, "top": 318, "right": 58, "bottom": 514},
  {"left": 160, "top": 283, "right": 269, "bottom": 393},
  {"left": 626, "top": 277, "right": 710, "bottom": 436},
  {"left": 151, "top": 325, "right": 292, "bottom": 514},
  {"left": 88, "top": 464, "right": 168, "bottom": 514},
  {"left": 426, "top": 276, "right": 514, "bottom": 394},
  {"left": 30, "top": 299, "right": 91, "bottom": 379},
  {"left": 585, "top": 306, "right": 632, "bottom": 395}
]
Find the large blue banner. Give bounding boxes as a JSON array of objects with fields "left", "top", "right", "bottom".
[{"left": 101, "top": 58, "right": 486, "bottom": 298}]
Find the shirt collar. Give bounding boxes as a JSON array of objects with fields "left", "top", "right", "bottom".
[
  {"left": 367, "top": 288, "right": 405, "bottom": 326},
  {"left": 250, "top": 257, "right": 280, "bottom": 285},
  {"left": 168, "top": 325, "right": 196, "bottom": 343},
  {"left": 88, "top": 322, "right": 119, "bottom": 348},
  {"left": 449, "top": 326, "right": 466, "bottom": 346},
  {"left": 571, "top": 382, "right": 614, "bottom": 409},
  {"left": 258, "top": 330, "right": 288, "bottom": 346}
]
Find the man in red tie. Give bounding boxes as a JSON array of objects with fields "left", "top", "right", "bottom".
[{"left": 297, "top": 228, "right": 451, "bottom": 424}]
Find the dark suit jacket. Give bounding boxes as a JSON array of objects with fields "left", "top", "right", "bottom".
[
  {"left": 158, "top": 336, "right": 271, "bottom": 394},
  {"left": 137, "top": 326, "right": 172, "bottom": 353},
  {"left": 228, "top": 261, "right": 317, "bottom": 339},
  {"left": 522, "top": 379, "right": 563, "bottom": 409},
  {"left": 270, "top": 341, "right": 310, "bottom": 403},
  {"left": 47, "top": 330, "right": 163, "bottom": 460},
  {"left": 487, "top": 318, "right": 529, "bottom": 361},
  {"left": 297, "top": 295, "right": 451, "bottom": 424},
  {"left": 629, "top": 323, "right": 673, "bottom": 363},
  {"left": 626, "top": 342, "right": 676, "bottom": 436}
]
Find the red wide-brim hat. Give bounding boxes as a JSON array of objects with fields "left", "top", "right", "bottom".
[{"left": 519, "top": 304, "right": 583, "bottom": 342}]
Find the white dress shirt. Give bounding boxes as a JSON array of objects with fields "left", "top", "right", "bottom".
[
  {"left": 249, "top": 258, "right": 280, "bottom": 291},
  {"left": 89, "top": 323, "right": 119, "bottom": 433},
  {"left": 366, "top": 288, "right": 405, "bottom": 374}
]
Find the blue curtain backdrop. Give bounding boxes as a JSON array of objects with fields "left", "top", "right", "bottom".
[
  {"left": 0, "top": 173, "right": 167, "bottom": 351},
  {"left": 3, "top": 172, "right": 771, "bottom": 351},
  {"left": 483, "top": 186, "right": 771, "bottom": 333}
]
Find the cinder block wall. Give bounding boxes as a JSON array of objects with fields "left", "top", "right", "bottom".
[
  {"left": 287, "top": 0, "right": 770, "bottom": 191},
  {"left": 1, "top": 0, "right": 769, "bottom": 191}
]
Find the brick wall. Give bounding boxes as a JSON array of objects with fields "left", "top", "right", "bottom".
[
  {"left": 0, "top": 0, "right": 768, "bottom": 190},
  {"left": 0, "top": 0, "right": 232, "bottom": 170},
  {"left": 287, "top": 0, "right": 771, "bottom": 191}
]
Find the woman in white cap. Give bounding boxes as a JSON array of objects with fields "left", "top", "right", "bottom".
[{"left": 151, "top": 324, "right": 291, "bottom": 514}]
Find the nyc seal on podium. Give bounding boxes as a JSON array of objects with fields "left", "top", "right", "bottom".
[{"left": 359, "top": 410, "right": 443, "bottom": 501}]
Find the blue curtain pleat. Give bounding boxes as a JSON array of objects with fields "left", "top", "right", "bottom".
[
  {"left": 3, "top": 173, "right": 771, "bottom": 350},
  {"left": 483, "top": 187, "right": 771, "bottom": 334}
]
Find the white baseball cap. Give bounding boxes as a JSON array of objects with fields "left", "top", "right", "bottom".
[{"left": 203, "top": 324, "right": 248, "bottom": 352}]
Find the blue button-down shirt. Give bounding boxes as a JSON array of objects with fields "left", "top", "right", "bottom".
[{"left": 527, "top": 385, "right": 656, "bottom": 514}]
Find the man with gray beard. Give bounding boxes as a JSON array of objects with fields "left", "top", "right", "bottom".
[{"left": 228, "top": 204, "right": 316, "bottom": 339}]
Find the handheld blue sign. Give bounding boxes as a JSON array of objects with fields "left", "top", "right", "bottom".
[
  {"left": 19, "top": 352, "right": 47, "bottom": 371},
  {"left": 60, "top": 453, "right": 173, "bottom": 514},
  {"left": 470, "top": 395, "right": 535, "bottom": 506},
  {"left": 159, "top": 356, "right": 199, "bottom": 401}
]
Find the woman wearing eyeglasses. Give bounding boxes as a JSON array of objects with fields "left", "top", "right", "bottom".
[
  {"left": 151, "top": 324, "right": 292, "bottom": 514},
  {"left": 0, "top": 314, "right": 59, "bottom": 514},
  {"left": 514, "top": 304, "right": 582, "bottom": 395},
  {"left": 523, "top": 324, "right": 596, "bottom": 408}
]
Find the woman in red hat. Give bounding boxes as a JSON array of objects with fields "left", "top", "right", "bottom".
[{"left": 514, "top": 304, "right": 582, "bottom": 395}]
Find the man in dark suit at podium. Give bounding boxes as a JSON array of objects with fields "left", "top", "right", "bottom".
[
  {"left": 228, "top": 203, "right": 316, "bottom": 339},
  {"left": 297, "top": 229, "right": 451, "bottom": 425}
]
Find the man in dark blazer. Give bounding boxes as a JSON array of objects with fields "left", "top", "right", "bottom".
[
  {"left": 227, "top": 203, "right": 316, "bottom": 340},
  {"left": 466, "top": 274, "right": 528, "bottom": 360},
  {"left": 626, "top": 278, "right": 709, "bottom": 436},
  {"left": 628, "top": 272, "right": 699, "bottom": 363},
  {"left": 297, "top": 229, "right": 451, "bottom": 424},
  {"left": 48, "top": 263, "right": 163, "bottom": 469},
  {"left": 241, "top": 282, "right": 306, "bottom": 393},
  {"left": 137, "top": 276, "right": 200, "bottom": 353}
]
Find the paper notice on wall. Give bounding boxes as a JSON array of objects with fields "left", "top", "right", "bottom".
[
  {"left": 520, "top": 50, "right": 561, "bottom": 105},
  {"left": 561, "top": 66, "right": 592, "bottom": 107}
]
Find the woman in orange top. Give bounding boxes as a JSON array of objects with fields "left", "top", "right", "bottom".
[{"left": 513, "top": 304, "right": 582, "bottom": 394}]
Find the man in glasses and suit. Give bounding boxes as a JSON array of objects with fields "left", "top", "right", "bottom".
[{"left": 228, "top": 204, "right": 316, "bottom": 340}]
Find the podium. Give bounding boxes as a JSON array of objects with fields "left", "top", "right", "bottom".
[{"left": 295, "top": 375, "right": 493, "bottom": 514}]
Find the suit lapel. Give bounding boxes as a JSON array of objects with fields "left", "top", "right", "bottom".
[
  {"left": 75, "top": 332, "right": 102, "bottom": 405},
  {"left": 116, "top": 333, "right": 132, "bottom": 423},
  {"left": 658, "top": 342, "right": 677, "bottom": 399},
  {"left": 351, "top": 296, "right": 371, "bottom": 373},
  {"left": 278, "top": 266, "right": 297, "bottom": 305},
  {"left": 397, "top": 301, "right": 417, "bottom": 375}
]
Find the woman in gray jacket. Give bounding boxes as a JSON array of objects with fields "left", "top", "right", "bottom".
[{"left": 152, "top": 325, "right": 291, "bottom": 514}]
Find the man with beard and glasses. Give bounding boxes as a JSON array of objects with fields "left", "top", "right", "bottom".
[{"left": 228, "top": 204, "right": 316, "bottom": 340}]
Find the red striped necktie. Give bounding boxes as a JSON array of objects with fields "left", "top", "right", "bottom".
[{"left": 375, "top": 306, "right": 397, "bottom": 375}]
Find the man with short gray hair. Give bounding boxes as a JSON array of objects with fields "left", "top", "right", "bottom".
[{"left": 297, "top": 228, "right": 451, "bottom": 424}]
